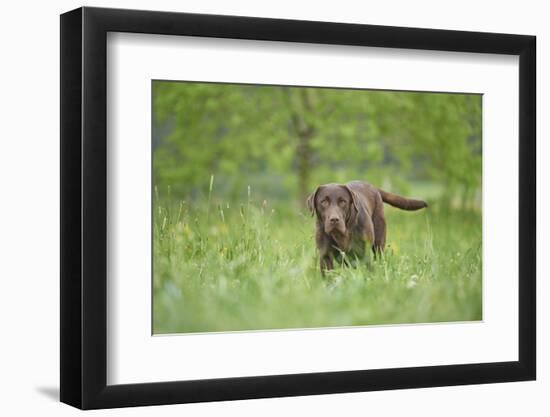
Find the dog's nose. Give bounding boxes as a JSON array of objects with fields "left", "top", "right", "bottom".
[{"left": 329, "top": 217, "right": 339, "bottom": 224}]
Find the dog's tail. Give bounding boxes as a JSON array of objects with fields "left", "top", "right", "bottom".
[{"left": 378, "top": 188, "right": 428, "bottom": 211}]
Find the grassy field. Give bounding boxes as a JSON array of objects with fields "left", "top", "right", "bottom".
[{"left": 153, "top": 188, "right": 482, "bottom": 334}]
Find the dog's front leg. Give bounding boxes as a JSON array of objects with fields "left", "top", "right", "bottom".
[
  {"left": 320, "top": 253, "right": 334, "bottom": 273},
  {"left": 317, "top": 229, "right": 335, "bottom": 274}
]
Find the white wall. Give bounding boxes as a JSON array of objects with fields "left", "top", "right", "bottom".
[{"left": 0, "top": 0, "right": 545, "bottom": 415}]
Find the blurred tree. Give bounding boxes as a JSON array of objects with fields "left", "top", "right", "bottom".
[{"left": 153, "top": 82, "right": 481, "bottom": 207}]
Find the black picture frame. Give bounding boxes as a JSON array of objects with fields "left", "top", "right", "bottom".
[{"left": 60, "top": 6, "right": 536, "bottom": 410}]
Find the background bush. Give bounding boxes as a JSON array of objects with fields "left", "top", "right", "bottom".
[{"left": 153, "top": 82, "right": 481, "bottom": 209}]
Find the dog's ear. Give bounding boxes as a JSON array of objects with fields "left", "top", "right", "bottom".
[
  {"left": 343, "top": 185, "right": 360, "bottom": 226},
  {"left": 306, "top": 187, "right": 320, "bottom": 216}
]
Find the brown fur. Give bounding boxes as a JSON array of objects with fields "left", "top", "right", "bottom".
[{"left": 307, "top": 180, "right": 427, "bottom": 273}]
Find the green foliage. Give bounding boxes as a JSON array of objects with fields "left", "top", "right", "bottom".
[
  {"left": 153, "top": 82, "right": 481, "bottom": 206},
  {"left": 153, "top": 189, "right": 482, "bottom": 333}
]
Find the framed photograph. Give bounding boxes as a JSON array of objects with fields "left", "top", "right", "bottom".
[{"left": 60, "top": 6, "right": 536, "bottom": 409}]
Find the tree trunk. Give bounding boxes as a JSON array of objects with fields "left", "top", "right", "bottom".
[
  {"left": 296, "top": 89, "right": 316, "bottom": 203},
  {"left": 284, "top": 88, "right": 316, "bottom": 204},
  {"left": 297, "top": 130, "right": 313, "bottom": 203}
]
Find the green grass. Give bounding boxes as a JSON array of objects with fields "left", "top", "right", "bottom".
[{"left": 153, "top": 191, "right": 482, "bottom": 334}]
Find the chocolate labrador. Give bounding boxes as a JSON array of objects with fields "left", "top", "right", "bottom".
[{"left": 307, "top": 180, "right": 427, "bottom": 272}]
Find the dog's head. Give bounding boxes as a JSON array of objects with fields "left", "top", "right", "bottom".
[{"left": 307, "top": 183, "right": 360, "bottom": 236}]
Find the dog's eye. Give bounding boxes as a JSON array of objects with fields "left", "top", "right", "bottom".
[
  {"left": 321, "top": 199, "right": 329, "bottom": 207},
  {"left": 338, "top": 199, "right": 347, "bottom": 207}
]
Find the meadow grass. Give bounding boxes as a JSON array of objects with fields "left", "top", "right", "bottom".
[{"left": 153, "top": 189, "right": 482, "bottom": 334}]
